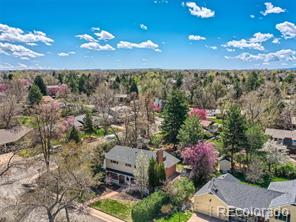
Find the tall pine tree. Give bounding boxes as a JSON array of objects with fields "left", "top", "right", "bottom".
[
  {"left": 34, "top": 75, "right": 47, "bottom": 95},
  {"left": 161, "top": 89, "right": 188, "bottom": 145},
  {"left": 221, "top": 104, "right": 247, "bottom": 171}
]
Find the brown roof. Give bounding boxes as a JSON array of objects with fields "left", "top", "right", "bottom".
[{"left": 0, "top": 126, "right": 32, "bottom": 146}]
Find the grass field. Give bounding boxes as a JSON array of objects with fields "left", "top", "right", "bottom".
[
  {"left": 90, "top": 199, "right": 133, "bottom": 222},
  {"left": 156, "top": 211, "right": 192, "bottom": 222}
]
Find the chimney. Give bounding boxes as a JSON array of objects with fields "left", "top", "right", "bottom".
[{"left": 156, "top": 149, "right": 164, "bottom": 164}]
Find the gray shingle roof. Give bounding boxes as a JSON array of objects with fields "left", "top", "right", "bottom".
[
  {"left": 268, "top": 180, "right": 296, "bottom": 207},
  {"left": 195, "top": 173, "right": 283, "bottom": 210},
  {"left": 105, "top": 145, "right": 180, "bottom": 168}
]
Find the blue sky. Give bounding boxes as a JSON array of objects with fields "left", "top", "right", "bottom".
[{"left": 1, "top": 0, "right": 296, "bottom": 70}]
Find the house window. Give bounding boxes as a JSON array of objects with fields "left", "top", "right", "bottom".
[
  {"left": 111, "top": 160, "right": 118, "bottom": 164},
  {"left": 125, "top": 163, "right": 132, "bottom": 167},
  {"left": 275, "top": 211, "right": 290, "bottom": 222}
]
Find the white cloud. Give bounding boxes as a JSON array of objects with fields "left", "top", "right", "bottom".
[
  {"left": 76, "top": 34, "right": 97, "bottom": 42},
  {"left": 91, "top": 27, "right": 100, "bottom": 32},
  {"left": 94, "top": 30, "right": 115, "bottom": 40},
  {"left": 0, "top": 24, "right": 53, "bottom": 46},
  {"left": 226, "top": 48, "right": 235, "bottom": 52},
  {"left": 249, "top": 32, "right": 273, "bottom": 43},
  {"left": 272, "top": 38, "right": 280, "bottom": 44},
  {"left": 188, "top": 35, "right": 206, "bottom": 41},
  {"left": 250, "top": 15, "right": 255, "bottom": 19},
  {"left": 209, "top": 46, "right": 217, "bottom": 50},
  {"left": 261, "top": 2, "right": 285, "bottom": 16},
  {"left": 276, "top": 21, "right": 296, "bottom": 39},
  {"left": 0, "top": 42, "right": 43, "bottom": 59},
  {"left": 140, "top": 24, "right": 148, "bottom": 30},
  {"left": 223, "top": 32, "right": 273, "bottom": 51},
  {"left": 80, "top": 42, "right": 115, "bottom": 51},
  {"left": 117, "top": 40, "right": 161, "bottom": 52},
  {"left": 185, "top": 2, "right": 215, "bottom": 18},
  {"left": 58, "top": 51, "right": 76, "bottom": 56},
  {"left": 230, "top": 49, "right": 296, "bottom": 63}
]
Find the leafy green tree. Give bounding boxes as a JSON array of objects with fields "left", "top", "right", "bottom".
[
  {"left": 245, "top": 72, "right": 262, "bottom": 92},
  {"left": 177, "top": 115, "right": 203, "bottom": 147},
  {"left": 161, "top": 89, "right": 188, "bottom": 145},
  {"left": 67, "top": 126, "right": 80, "bottom": 143},
  {"left": 84, "top": 111, "right": 94, "bottom": 133},
  {"left": 245, "top": 123, "right": 267, "bottom": 165},
  {"left": 34, "top": 75, "right": 47, "bottom": 95},
  {"left": 166, "top": 177, "right": 195, "bottom": 207},
  {"left": 221, "top": 105, "right": 247, "bottom": 171},
  {"left": 28, "top": 84, "right": 42, "bottom": 105}
]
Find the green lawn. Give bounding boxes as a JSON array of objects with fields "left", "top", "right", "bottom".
[
  {"left": 233, "top": 172, "right": 289, "bottom": 188},
  {"left": 156, "top": 211, "right": 192, "bottom": 222},
  {"left": 90, "top": 199, "right": 133, "bottom": 222},
  {"left": 18, "top": 115, "right": 36, "bottom": 128},
  {"left": 80, "top": 128, "right": 111, "bottom": 139}
]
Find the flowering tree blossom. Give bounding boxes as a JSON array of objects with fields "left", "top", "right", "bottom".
[
  {"left": 0, "top": 83, "right": 8, "bottom": 93},
  {"left": 189, "top": 108, "right": 207, "bottom": 120},
  {"left": 55, "top": 116, "right": 75, "bottom": 135},
  {"left": 182, "top": 142, "right": 217, "bottom": 185}
]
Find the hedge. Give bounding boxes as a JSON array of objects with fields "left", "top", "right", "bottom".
[{"left": 131, "top": 191, "right": 169, "bottom": 222}]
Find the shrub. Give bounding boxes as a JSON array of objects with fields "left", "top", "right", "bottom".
[
  {"left": 131, "top": 191, "right": 169, "bottom": 222},
  {"left": 276, "top": 163, "right": 296, "bottom": 179}
]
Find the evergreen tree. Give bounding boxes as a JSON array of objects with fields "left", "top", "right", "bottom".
[
  {"left": 130, "top": 79, "right": 138, "bottom": 94},
  {"left": 161, "top": 89, "right": 188, "bottom": 145},
  {"left": 221, "top": 105, "right": 247, "bottom": 171},
  {"left": 84, "top": 111, "right": 94, "bottom": 133},
  {"left": 245, "top": 123, "right": 267, "bottom": 165},
  {"left": 78, "top": 75, "right": 86, "bottom": 94},
  {"left": 177, "top": 115, "right": 204, "bottom": 147},
  {"left": 148, "top": 158, "right": 157, "bottom": 190},
  {"left": 148, "top": 158, "right": 166, "bottom": 191},
  {"left": 28, "top": 84, "right": 42, "bottom": 105},
  {"left": 34, "top": 75, "right": 47, "bottom": 95},
  {"left": 156, "top": 162, "right": 166, "bottom": 185},
  {"left": 68, "top": 126, "right": 80, "bottom": 143}
]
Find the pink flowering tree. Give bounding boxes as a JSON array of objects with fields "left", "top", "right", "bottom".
[
  {"left": 182, "top": 142, "right": 217, "bottom": 185},
  {"left": 55, "top": 116, "right": 75, "bottom": 136},
  {"left": 189, "top": 108, "right": 207, "bottom": 120},
  {"left": 0, "top": 83, "right": 8, "bottom": 93}
]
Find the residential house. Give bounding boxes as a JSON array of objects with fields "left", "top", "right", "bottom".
[
  {"left": 193, "top": 174, "right": 296, "bottom": 222},
  {"left": 0, "top": 126, "right": 32, "bottom": 151},
  {"left": 46, "top": 84, "right": 68, "bottom": 98},
  {"left": 104, "top": 145, "right": 180, "bottom": 186},
  {"left": 265, "top": 128, "right": 296, "bottom": 154}
]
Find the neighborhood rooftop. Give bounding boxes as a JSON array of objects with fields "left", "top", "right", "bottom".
[
  {"left": 265, "top": 128, "right": 296, "bottom": 140},
  {"left": 0, "top": 126, "right": 32, "bottom": 146},
  {"left": 105, "top": 145, "right": 180, "bottom": 168},
  {"left": 195, "top": 174, "right": 289, "bottom": 210}
]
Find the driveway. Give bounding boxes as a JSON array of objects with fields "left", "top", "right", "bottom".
[{"left": 189, "top": 213, "right": 224, "bottom": 222}]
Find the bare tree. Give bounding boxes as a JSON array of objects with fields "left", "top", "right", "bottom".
[
  {"left": 12, "top": 143, "right": 97, "bottom": 222},
  {"left": 35, "top": 101, "right": 60, "bottom": 170},
  {"left": 0, "top": 95, "right": 17, "bottom": 129},
  {"left": 134, "top": 151, "right": 149, "bottom": 198}
]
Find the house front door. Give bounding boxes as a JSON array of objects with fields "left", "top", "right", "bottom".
[{"left": 119, "top": 175, "right": 125, "bottom": 184}]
